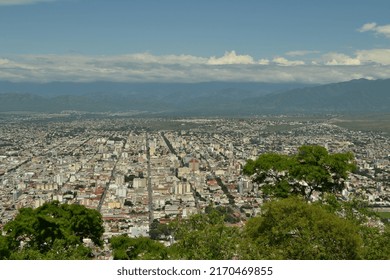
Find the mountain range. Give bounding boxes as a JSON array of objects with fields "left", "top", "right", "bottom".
[{"left": 0, "top": 78, "right": 389, "bottom": 116}]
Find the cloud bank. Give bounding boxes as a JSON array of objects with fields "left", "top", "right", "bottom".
[
  {"left": 358, "top": 22, "right": 390, "bottom": 38},
  {"left": 1, "top": 50, "right": 390, "bottom": 84},
  {"left": 322, "top": 53, "right": 361, "bottom": 66},
  {"left": 207, "top": 51, "right": 255, "bottom": 65},
  {"left": 285, "top": 50, "right": 320, "bottom": 57},
  {"left": 272, "top": 57, "right": 305, "bottom": 66}
]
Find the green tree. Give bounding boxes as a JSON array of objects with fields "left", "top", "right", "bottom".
[
  {"left": 205, "top": 205, "right": 241, "bottom": 224},
  {"left": 110, "top": 235, "right": 168, "bottom": 260},
  {"left": 61, "top": 203, "right": 104, "bottom": 246},
  {"left": 8, "top": 239, "right": 93, "bottom": 260},
  {"left": 149, "top": 219, "right": 171, "bottom": 240},
  {"left": 360, "top": 224, "right": 390, "bottom": 259},
  {"left": 291, "top": 145, "right": 356, "bottom": 197},
  {"left": 243, "top": 145, "right": 356, "bottom": 199},
  {"left": 2, "top": 201, "right": 103, "bottom": 260},
  {"left": 169, "top": 209, "right": 240, "bottom": 259},
  {"left": 0, "top": 235, "right": 10, "bottom": 260},
  {"left": 241, "top": 197, "right": 363, "bottom": 259}
]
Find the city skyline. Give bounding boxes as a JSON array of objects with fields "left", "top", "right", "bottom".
[
  {"left": 1, "top": 114, "right": 389, "bottom": 260},
  {"left": 1, "top": 0, "right": 390, "bottom": 83}
]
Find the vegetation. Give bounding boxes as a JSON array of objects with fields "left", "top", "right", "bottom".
[
  {"left": 333, "top": 114, "right": 390, "bottom": 135},
  {"left": 149, "top": 219, "right": 171, "bottom": 240},
  {"left": 377, "top": 211, "right": 390, "bottom": 220},
  {"left": 108, "top": 199, "right": 390, "bottom": 260},
  {"left": 205, "top": 205, "right": 240, "bottom": 224},
  {"left": 110, "top": 235, "right": 168, "bottom": 260},
  {"left": 168, "top": 209, "right": 240, "bottom": 259},
  {"left": 241, "top": 197, "right": 363, "bottom": 259},
  {"left": 0, "top": 201, "right": 103, "bottom": 260},
  {"left": 243, "top": 145, "right": 356, "bottom": 200},
  {"left": 2, "top": 145, "right": 389, "bottom": 260}
]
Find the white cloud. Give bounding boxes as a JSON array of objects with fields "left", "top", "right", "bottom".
[
  {"left": 258, "top": 59, "right": 270, "bottom": 65},
  {"left": 0, "top": 58, "right": 11, "bottom": 65},
  {"left": 272, "top": 57, "right": 305, "bottom": 66},
  {"left": 318, "top": 50, "right": 390, "bottom": 66},
  {"left": 285, "top": 50, "right": 320, "bottom": 57},
  {"left": 356, "top": 49, "right": 390, "bottom": 65},
  {"left": 1, "top": 51, "right": 390, "bottom": 84},
  {"left": 322, "top": 53, "right": 361, "bottom": 66},
  {"left": 358, "top": 22, "right": 377, "bottom": 32},
  {"left": 117, "top": 53, "right": 207, "bottom": 65},
  {"left": 207, "top": 51, "right": 255, "bottom": 65},
  {"left": 358, "top": 22, "right": 390, "bottom": 38}
]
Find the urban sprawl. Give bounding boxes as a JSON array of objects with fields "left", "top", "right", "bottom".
[{"left": 1, "top": 114, "right": 389, "bottom": 255}]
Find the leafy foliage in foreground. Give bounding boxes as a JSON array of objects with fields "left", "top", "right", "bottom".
[
  {"left": 168, "top": 209, "right": 240, "bottom": 260},
  {"left": 0, "top": 201, "right": 103, "bottom": 260},
  {"left": 110, "top": 235, "right": 168, "bottom": 260},
  {"left": 109, "top": 198, "right": 390, "bottom": 260},
  {"left": 241, "top": 197, "right": 363, "bottom": 259}
]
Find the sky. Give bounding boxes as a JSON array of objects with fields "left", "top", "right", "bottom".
[{"left": 0, "top": 0, "right": 390, "bottom": 84}]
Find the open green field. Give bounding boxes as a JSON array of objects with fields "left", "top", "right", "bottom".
[
  {"left": 258, "top": 114, "right": 390, "bottom": 134},
  {"left": 377, "top": 212, "right": 390, "bottom": 219},
  {"left": 331, "top": 114, "right": 390, "bottom": 135}
]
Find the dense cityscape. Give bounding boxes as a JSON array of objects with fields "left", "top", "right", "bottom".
[
  {"left": 1, "top": 2, "right": 390, "bottom": 279},
  {"left": 1, "top": 113, "right": 389, "bottom": 259}
]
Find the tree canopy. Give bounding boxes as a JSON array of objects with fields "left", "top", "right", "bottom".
[
  {"left": 168, "top": 209, "right": 240, "bottom": 259},
  {"left": 106, "top": 198, "right": 390, "bottom": 260},
  {"left": 110, "top": 235, "right": 168, "bottom": 260},
  {"left": 241, "top": 197, "right": 363, "bottom": 259},
  {"left": 243, "top": 145, "right": 356, "bottom": 199},
  {"left": 1, "top": 201, "right": 103, "bottom": 260}
]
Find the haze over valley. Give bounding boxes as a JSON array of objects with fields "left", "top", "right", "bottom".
[{"left": 1, "top": 78, "right": 389, "bottom": 115}]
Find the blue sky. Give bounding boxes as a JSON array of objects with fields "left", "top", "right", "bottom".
[{"left": 1, "top": 0, "right": 390, "bottom": 83}]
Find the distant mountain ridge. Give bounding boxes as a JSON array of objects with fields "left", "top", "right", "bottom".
[
  {"left": 259, "top": 78, "right": 390, "bottom": 113},
  {"left": 0, "top": 79, "right": 389, "bottom": 115}
]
